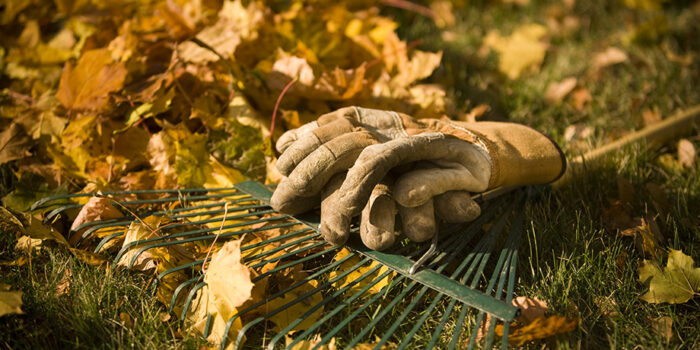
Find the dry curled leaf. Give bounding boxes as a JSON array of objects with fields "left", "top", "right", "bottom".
[
  {"left": 592, "top": 47, "right": 628, "bottom": 70},
  {"left": 70, "top": 196, "right": 125, "bottom": 245},
  {"left": 545, "top": 77, "right": 577, "bottom": 104},
  {"left": 495, "top": 315, "right": 579, "bottom": 346},
  {"left": 0, "top": 123, "right": 32, "bottom": 166},
  {"left": 678, "top": 139, "right": 695, "bottom": 168}
]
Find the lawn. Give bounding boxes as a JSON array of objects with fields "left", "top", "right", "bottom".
[{"left": 1, "top": 0, "right": 699, "bottom": 349}]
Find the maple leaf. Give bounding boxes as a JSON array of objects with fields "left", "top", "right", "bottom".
[
  {"left": 638, "top": 249, "right": 700, "bottom": 304},
  {"left": 483, "top": 24, "right": 548, "bottom": 79},
  {"left": 56, "top": 48, "right": 127, "bottom": 111},
  {"left": 0, "top": 123, "right": 32, "bottom": 166}
]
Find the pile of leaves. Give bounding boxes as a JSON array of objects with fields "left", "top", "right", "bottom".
[{"left": 0, "top": 0, "right": 449, "bottom": 211}]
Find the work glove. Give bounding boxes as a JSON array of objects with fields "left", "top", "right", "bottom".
[{"left": 270, "top": 107, "right": 565, "bottom": 250}]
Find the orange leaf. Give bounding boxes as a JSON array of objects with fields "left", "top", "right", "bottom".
[
  {"left": 56, "top": 48, "right": 127, "bottom": 111},
  {"left": 496, "top": 316, "right": 579, "bottom": 346}
]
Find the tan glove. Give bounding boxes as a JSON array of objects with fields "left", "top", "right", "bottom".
[{"left": 270, "top": 107, "right": 565, "bottom": 250}]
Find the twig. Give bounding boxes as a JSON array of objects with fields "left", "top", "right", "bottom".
[
  {"left": 380, "top": 0, "right": 437, "bottom": 21},
  {"left": 270, "top": 77, "right": 298, "bottom": 138},
  {"left": 554, "top": 104, "right": 700, "bottom": 186}
]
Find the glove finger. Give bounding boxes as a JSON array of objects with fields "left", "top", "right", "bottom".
[
  {"left": 360, "top": 181, "right": 397, "bottom": 251},
  {"left": 323, "top": 134, "right": 489, "bottom": 242},
  {"left": 320, "top": 173, "right": 349, "bottom": 245},
  {"left": 276, "top": 120, "right": 319, "bottom": 153},
  {"left": 398, "top": 198, "right": 436, "bottom": 243},
  {"left": 276, "top": 116, "right": 358, "bottom": 176},
  {"left": 270, "top": 130, "right": 378, "bottom": 213},
  {"left": 393, "top": 165, "right": 487, "bottom": 207},
  {"left": 435, "top": 190, "right": 481, "bottom": 223},
  {"left": 275, "top": 107, "right": 358, "bottom": 153}
]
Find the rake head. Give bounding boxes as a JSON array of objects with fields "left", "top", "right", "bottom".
[{"left": 32, "top": 180, "right": 528, "bottom": 349}]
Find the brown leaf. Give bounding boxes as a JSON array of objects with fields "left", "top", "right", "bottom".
[
  {"left": 69, "top": 197, "right": 125, "bottom": 245},
  {"left": 564, "top": 124, "right": 592, "bottom": 143},
  {"left": 592, "top": 47, "right": 628, "bottom": 70},
  {"left": 651, "top": 316, "right": 673, "bottom": 343},
  {"left": 55, "top": 269, "right": 72, "bottom": 296},
  {"left": 570, "top": 88, "right": 591, "bottom": 110},
  {"left": 593, "top": 296, "right": 619, "bottom": 318},
  {"left": 545, "top": 77, "right": 577, "bottom": 104},
  {"left": 616, "top": 175, "right": 635, "bottom": 205},
  {"left": 646, "top": 183, "right": 670, "bottom": 216},
  {"left": 56, "top": 48, "right": 127, "bottom": 111},
  {"left": 512, "top": 296, "right": 549, "bottom": 324},
  {"left": 642, "top": 107, "right": 662, "bottom": 126},
  {"left": 678, "top": 139, "right": 695, "bottom": 168},
  {"left": 0, "top": 123, "right": 32, "bottom": 166},
  {"left": 458, "top": 104, "right": 490, "bottom": 122},
  {"left": 602, "top": 200, "right": 635, "bottom": 231},
  {"left": 496, "top": 316, "right": 579, "bottom": 346}
]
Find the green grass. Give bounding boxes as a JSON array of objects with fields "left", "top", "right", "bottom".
[
  {"left": 0, "top": 246, "right": 205, "bottom": 349},
  {"left": 2, "top": 0, "right": 700, "bottom": 349}
]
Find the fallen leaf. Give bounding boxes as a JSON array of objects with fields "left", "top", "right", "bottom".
[
  {"left": 616, "top": 175, "right": 635, "bottom": 205},
  {"left": 593, "top": 296, "right": 619, "bottom": 318},
  {"left": 0, "top": 285, "right": 24, "bottom": 317},
  {"left": 646, "top": 183, "right": 670, "bottom": 216},
  {"left": 0, "top": 123, "right": 32, "bottom": 166},
  {"left": 56, "top": 48, "right": 127, "bottom": 111},
  {"left": 119, "top": 312, "right": 133, "bottom": 329},
  {"left": 70, "top": 248, "right": 109, "bottom": 266},
  {"left": 117, "top": 216, "right": 166, "bottom": 271},
  {"left": 564, "top": 124, "right": 592, "bottom": 143},
  {"left": 678, "top": 139, "right": 695, "bottom": 168},
  {"left": 285, "top": 335, "right": 336, "bottom": 350},
  {"left": 620, "top": 217, "right": 664, "bottom": 259},
  {"left": 545, "top": 77, "right": 577, "bottom": 104},
  {"left": 329, "top": 248, "right": 394, "bottom": 296},
  {"left": 69, "top": 196, "right": 125, "bottom": 245},
  {"left": 570, "top": 88, "right": 591, "bottom": 110},
  {"left": 15, "top": 235, "right": 43, "bottom": 252},
  {"left": 592, "top": 47, "right": 628, "bottom": 70},
  {"left": 458, "top": 104, "right": 490, "bottom": 122},
  {"left": 203, "top": 239, "right": 254, "bottom": 313},
  {"left": 188, "top": 240, "right": 252, "bottom": 349},
  {"left": 483, "top": 24, "right": 548, "bottom": 79},
  {"left": 495, "top": 316, "right": 579, "bottom": 346},
  {"left": 642, "top": 107, "right": 662, "bottom": 126},
  {"left": 638, "top": 249, "right": 700, "bottom": 304},
  {"left": 651, "top": 316, "right": 673, "bottom": 343},
  {"left": 55, "top": 269, "right": 72, "bottom": 296},
  {"left": 602, "top": 200, "right": 635, "bottom": 232},
  {"left": 512, "top": 296, "right": 549, "bottom": 323},
  {"left": 430, "top": 1, "right": 455, "bottom": 28}
]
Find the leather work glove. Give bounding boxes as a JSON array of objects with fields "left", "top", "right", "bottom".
[{"left": 270, "top": 106, "right": 566, "bottom": 250}]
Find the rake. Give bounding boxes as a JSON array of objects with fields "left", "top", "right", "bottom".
[{"left": 31, "top": 179, "right": 530, "bottom": 349}]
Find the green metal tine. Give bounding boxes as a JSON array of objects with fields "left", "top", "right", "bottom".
[{"left": 31, "top": 180, "right": 530, "bottom": 349}]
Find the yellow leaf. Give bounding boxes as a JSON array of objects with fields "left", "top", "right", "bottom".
[
  {"left": 117, "top": 216, "right": 167, "bottom": 271},
  {"left": 329, "top": 248, "right": 394, "bottom": 296},
  {"left": 188, "top": 240, "right": 252, "bottom": 349},
  {"left": 56, "top": 48, "right": 127, "bottom": 111},
  {"left": 265, "top": 278, "right": 324, "bottom": 333},
  {"left": 496, "top": 316, "right": 579, "bottom": 346},
  {"left": 0, "top": 285, "right": 24, "bottom": 317},
  {"left": 286, "top": 335, "right": 337, "bottom": 350},
  {"left": 70, "top": 248, "right": 109, "bottom": 266},
  {"left": 483, "top": 24, "right": 548, "bottom": 79}
]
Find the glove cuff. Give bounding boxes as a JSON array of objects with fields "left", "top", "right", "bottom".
[
  {"left": 415, "top": 120, "right": 566, "bottom": 189},
  {"left": 459, "top": 122, "right": 566, "bottom": 188}
]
